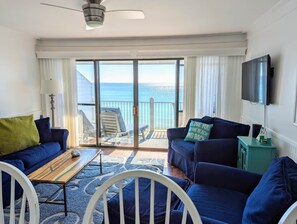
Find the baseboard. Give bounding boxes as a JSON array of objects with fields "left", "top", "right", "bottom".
[{"left": 241, "top": 115, "right": 297, "bottom": 162}]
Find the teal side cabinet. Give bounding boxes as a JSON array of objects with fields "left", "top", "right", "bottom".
[{"left": 237, "top": 136, "right": 277, "bottom": 174}]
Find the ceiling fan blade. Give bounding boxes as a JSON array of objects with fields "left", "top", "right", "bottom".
[
  {"left": 40, "top": 3, "right": 82, "bottom": 13},
  {"left": 105, "top": 10, "right": 145, "bottom": 19}
]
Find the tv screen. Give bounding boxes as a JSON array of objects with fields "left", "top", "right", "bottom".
[{"left": 242, "top": 55, "right": 271, "bottom": 105}]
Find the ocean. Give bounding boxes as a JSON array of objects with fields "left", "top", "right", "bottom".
[
  {"left": 79, "top": 83, "right": 183, "bottom": 129},
  {"left": 100, "top": 83, "right": 183, "bottom": 103}
]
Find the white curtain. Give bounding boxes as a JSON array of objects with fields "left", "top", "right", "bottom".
[
  {"left": 183, "top": 55, "right": 245, "bottom": 124},
  {"left": 219, "top": 56, "right": 245, "bottom": 121},
  {"left": 39, "top": 59, "right": 78, "bottom": 147},
  {"left": 182, "top": 57, "right": 197, "bottom": 125}
]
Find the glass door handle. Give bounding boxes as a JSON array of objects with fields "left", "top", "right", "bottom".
[{"left": 133, "top": 106, "right": 138, "bottom": 116}]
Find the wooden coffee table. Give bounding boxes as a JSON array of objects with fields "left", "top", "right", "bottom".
[{"left": 28, "top": 148, "right": 102, "bottom": 216}]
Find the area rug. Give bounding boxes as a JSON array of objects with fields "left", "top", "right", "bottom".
[{"left": 5, "top": 155, "right": 164, "bottom": 224}]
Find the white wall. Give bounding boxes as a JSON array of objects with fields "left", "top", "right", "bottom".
[
  {"left": 243, "top": 0, "right": 297, "bottom": 161},
  {"left": 0, "top": 25, "right": 41, "bottom": 118}
]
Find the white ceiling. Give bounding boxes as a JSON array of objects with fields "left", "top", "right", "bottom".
[{"left": 0, "top": 0, "right": 280, "bottom": 39}]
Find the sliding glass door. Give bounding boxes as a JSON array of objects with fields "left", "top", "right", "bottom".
[
  {"left": 99, "top": 61, "right": 134, "bottom": 147},
  {"left": 76, "top": 59, "right": 183, "bottom": 149},
  {"left": 138, "top": 60, "right": 181, "bottom": 148},
  {"left": 76, "top": 61, "right": 97, "bottom": 145}
]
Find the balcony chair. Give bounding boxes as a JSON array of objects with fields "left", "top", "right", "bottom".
[
  {"left": 78, "top": 109, "right": 96, "bottom": 142},
  {"left": 83, "top": 170, "right": 202, "bottom": 224},
  {"left": 0, "top": 161, "right": 39, "bottom": 224},
  {"left": 167, "top": 116, "right": 250, "bottom": 180},
  {"left": 101, "top": 107, "right": 148, "bottom": 141}
]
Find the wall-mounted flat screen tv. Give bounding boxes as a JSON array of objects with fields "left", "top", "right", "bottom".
[{"left": 242, "top": 55, "right": 272, "bottom": 105}]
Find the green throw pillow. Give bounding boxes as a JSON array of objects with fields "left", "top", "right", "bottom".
[
  {"left": 184, "top": 120, "right": 213, "bottom": 142},
  {"left": 0, "top": 115, "right": 40, "bottom": 155}
]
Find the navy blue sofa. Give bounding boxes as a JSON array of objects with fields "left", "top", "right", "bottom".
[
  {"left": 0, "top": 117, "right": 69, "bottom": 207},
  {"left": 167, "top": 116, "right": 250, "bottom": 180},
  {"left": 106, "top": 157, "right": 297, "bottom": 224}
]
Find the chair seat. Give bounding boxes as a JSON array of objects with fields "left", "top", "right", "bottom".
[
  {"left": 107, "top": 176, "right": 190, "bottom": 224},
  {"left": 125, "top": 124, "right": 149, "bottom": 134},
  {"left": 171, "top": 139, "right": 195, "bottom": 161},
  {"left": 180, "top": 184, "right": 248, "bottom": 224}
]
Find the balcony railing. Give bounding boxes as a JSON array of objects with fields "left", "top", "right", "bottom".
[{"left": 79, "top": 98, "right": 183, "bottom": 130}]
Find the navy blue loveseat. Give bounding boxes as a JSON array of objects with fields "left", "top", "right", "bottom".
[
  {"left": 167, "top": 116, "right": 250, "bottom": 180},
  {"left": 106, "top": 157, "right": 297, "bottom": 224},
  {"left": 0, "top": 117, "right": 69, "bottom": 207}
]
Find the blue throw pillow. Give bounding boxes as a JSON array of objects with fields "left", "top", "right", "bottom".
[
  {"left": 34, "top": 117, "right": 52, "bottom": 143},
  {"left": 184, "top": 121, "right": 213, "bottom": 142},
  {"left": 242, "top": 157, "right": 294, "bottom": 223}
]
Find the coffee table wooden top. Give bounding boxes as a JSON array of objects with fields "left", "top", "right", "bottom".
[{"left": 28, "top": 148, "right": 101, "bottom": 184}]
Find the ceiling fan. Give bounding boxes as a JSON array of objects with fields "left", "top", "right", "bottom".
[{"left": 41, "top": 0, "right": 145, "bottom": 29}]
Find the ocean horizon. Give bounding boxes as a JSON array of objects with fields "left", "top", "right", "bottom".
[
  {"left": 100, "top": 82, "right": 183, "bottom": 103},
  {"left": 78, "top": 82, "right": 183, "bottom": 129}
]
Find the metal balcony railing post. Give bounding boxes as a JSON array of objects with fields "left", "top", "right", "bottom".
[{"left": 149, "top": 97, "right": 155, "bottom": 131}]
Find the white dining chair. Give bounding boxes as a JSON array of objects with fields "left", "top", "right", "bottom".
[
  {"left": 0, "top": 162, "right": 39, "bottom": 224},
  {"left": 278, "top": 201, "right": 297, "bottom": 224},
  {"left": 83, "top": 169, "right": 202, "bottom": 224}
]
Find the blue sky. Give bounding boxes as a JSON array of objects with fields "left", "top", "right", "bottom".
[{"left": 76, "top": 62, "right": 183, "bottom": 84}]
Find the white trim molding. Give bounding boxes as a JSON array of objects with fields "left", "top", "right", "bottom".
[
  {"left": 242, "top": 115, "right": 297, "bottom": 163},
  {"left": 36, "top": 33, "right": 247, "bottom": 59},
  {"left": 248, "top": 0, "right": 297, "bottom": 38}
]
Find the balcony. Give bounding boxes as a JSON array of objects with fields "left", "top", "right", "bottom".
[{"left": 78, "top": 98, "right": 183, "bottom": 148}]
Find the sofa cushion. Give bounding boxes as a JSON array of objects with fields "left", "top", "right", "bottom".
[
  {"left": 1, "top": 160, "right": 25, "bottom": 184},
  {"left": 35, "top": 117, "right": 53, "bottom": 143},
  {"left": 0, "top": 115, "right": 40, "bottom": 156},
  {"left": 3, "top": 142, "right": 61, "bottom": 168},
  {"left": 108, "top": 176, "right": 190, "bottom": 224},
  {"left": 181, "top": 184, "right": 248, "bottom": 224},
  {"left": 210, "top": 118, "right": 250, "bottom": 139},
  {"left": 171, "top": 139, "right": 195, "bottom": 161},
  {"left": 242, "top": 157, "right": 294, "bottom": 224},
  {"left": 184, "top": 121, "right": 213, "bottom": 142}
]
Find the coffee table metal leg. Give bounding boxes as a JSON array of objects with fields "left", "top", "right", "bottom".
[{"left": 63, "top": 185, "right": 68, "bottom": 216}]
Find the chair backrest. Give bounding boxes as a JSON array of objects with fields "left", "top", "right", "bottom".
[
  {"left": 0, "top": 162, "right": 39, "bottom": 224},
  {"left": 101, "top": 107, "right": 127, "bottom": 136},
  {"left": 83, "top": 170, "right": 202, "bottom": 224},
  {"left": 78, "top": 109, "right": 96, "bottom": 134},
  {"left": 278, "top": 201, "right": 297, "bottom": 224}
]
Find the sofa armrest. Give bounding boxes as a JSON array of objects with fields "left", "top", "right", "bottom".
[
  {"left": 194, "top": 162, "right": 262, "bottom": 195},
  {"left": 167, "top": 127, "right": 187, "bottom": 141},
  {"left": 194, "top": 138, "right": 238, "bottom": 166},
  {"left": 51, "top": 128, "right": 69, "bottom": 150}
]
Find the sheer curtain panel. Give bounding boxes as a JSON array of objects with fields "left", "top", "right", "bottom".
[
  {"left": 182, "top": 57, "right": 197, "bottom": 125},
  {"left": 39, "top": 59, "right": 78, "bottom": 147},
  {"left": 183, "top": 55, "right": 245, "bottom": 123}
]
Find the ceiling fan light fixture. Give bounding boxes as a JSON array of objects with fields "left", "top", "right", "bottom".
[
  {"left": 86, "top": 20, "right": 103, "bottom": 28},
  {"left": 83, "top": 3, "right": 105, "bottom": 27}
]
